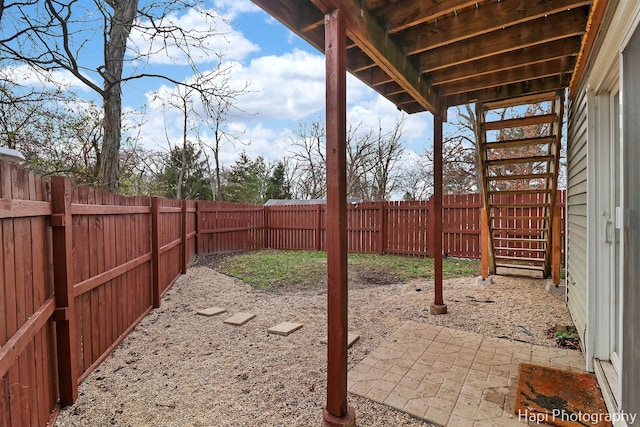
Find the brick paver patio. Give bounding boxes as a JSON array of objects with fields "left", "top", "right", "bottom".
[{"left": 348, "top": 321, "right": 585, "bottom": 426}]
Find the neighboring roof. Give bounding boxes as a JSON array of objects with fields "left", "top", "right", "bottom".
[
  {"left": 251, "top": 0, "right": 604, "bottom": 114},
  {"left": 265, "top": 198, "right": 363, "bottom": 206},
  {"left": 0, "top": 147, "right": 25, "bottom": 163}
]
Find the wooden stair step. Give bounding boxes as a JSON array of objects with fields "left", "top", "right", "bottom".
[
  {"left": 494, "top": 237, "right": 547, "bottom": 242},
  {"left": 495, "top": 263, "right": 546, "bottom": 272},
  {"left": 486, "top": 155, "right": 553, "bottom": 167},
  {"left": 490, "top": 203, "right": 550, "bottom": 208},
  {"left": 483, "top": 114, "right": 557, "bottom": 131},
  {"left": 494, "top": 247, "right": 547, "bottom": 252},
  {"left": 495, "top": 255, "right": 546, "bottom": 263},
  {"left": 488, "top": 173, "right": 553, "bottom": 181},
  {"left": 483, "top": 92, "right": 558, "bottom": 110},
  {"left": 484, "top": 136, "right": 555, "bottom": 150},
  {"left": 489, "top": 189, "right": 552, "bottom": 196},
  {"left": 490, "top": 215, "right": 550, "bottom": 221}
]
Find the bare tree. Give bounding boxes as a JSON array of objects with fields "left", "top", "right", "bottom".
[
  {"left": 401, "top": 159, "right": 433, "bottom": 200},
  {"left": 0, "top": 0, "right": 227, "bottom": 191},
  {"left": 345, "top": 122, "right": 375, "bottom": 199},
  {"left": 288, "top": 119, "right": 326, "bottom": 199},
  {"left": 197, "top": 68, "right": 252, "bottom": 201},
  {"left": 370, "top": 117, "right": 406, "bottom": 201},
  {"left": 153, "top": 85, "right": 197, "bottom": 200}
]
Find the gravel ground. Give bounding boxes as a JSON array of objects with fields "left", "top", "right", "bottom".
[{"left": 55, "top": 260, "right": 574, "bottom": 427}]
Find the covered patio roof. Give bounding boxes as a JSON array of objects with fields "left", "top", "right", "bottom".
[{"left": 251, "top": 0, "right": 604, "bottom": 114}]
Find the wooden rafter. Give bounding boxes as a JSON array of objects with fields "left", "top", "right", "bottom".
[
  {"left": 430, "top": 38, "right": 583, "bottom": 87},
  {"left": 418, "top": 9, "right": 589, "bottom": 73},
  {"left": 251, "top": 0, "right": 598, "bottom": 112},
  {"left": 396, "top": 0, "right": 590, "bottom": 56}
]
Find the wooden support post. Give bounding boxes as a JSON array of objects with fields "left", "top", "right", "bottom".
[
  {"left": 323, "top": 8, "right": 356, "bottom": 427},
  {"left": 481, "top": 207, "right": 489, "bottom": 279},
  {"left": 430, "top": 113, "right": 447, "bottom": 315},
  {"left": 181, "top": 200, "right": 188, "bottom": 274},
  {"left": 151, "top": 197, "right": 161, "bottom": 308},
  {"left": 552, "top": 205, "right": 561, "bottom": 286},
  {"left": 50, "top": 176, "right": 79, "bottom": 406}
]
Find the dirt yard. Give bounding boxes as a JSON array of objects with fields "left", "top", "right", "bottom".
[{"left": 55, "top": 257, "right": 575, "bottom": 427}]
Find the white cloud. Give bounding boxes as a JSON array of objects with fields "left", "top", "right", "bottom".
[
  {"left": 230, "top": 49, "right": 327, "bottom": 121},
  {"left": 0, "top": 64, "right": 96, "bottom": 93},
  {"left": 213, "top": 0, "right": 261, "bottom": 18},
  {"left": 133, "top": 47, "right": 435, "bottom": 169},
  {"left": 128, "top": 8, "right": 259, "bottom": 65}
]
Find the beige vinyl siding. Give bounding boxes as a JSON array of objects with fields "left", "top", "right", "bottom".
[{"left": 566, "top": 90, "right": 589, "bottom": 345}]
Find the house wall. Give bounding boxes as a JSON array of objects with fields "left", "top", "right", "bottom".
[
  {"left": 566, "top": 91, "right": 589, "bottom": 348},
  {"left": 567, "top": 0, "right": 640, "bottom": 423}
]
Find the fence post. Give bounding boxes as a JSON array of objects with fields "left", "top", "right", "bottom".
[
  {"left": 196, "top": 201, "right": 202, "bottom": 255},
  {"left": 50, "top": 176, "right": 79, "bottom": 406},
  {"left": 181, "top": 199, "right": 188, "bottom": 274},
  {"left": 378, "top": 201, "right": 386, "bottom": 255},
  {"left": 316, "top": 204, "right": 322, "bottom": 251},
  {"left": 151, "top": 197, "right": 161, "bottom": 308},
  {"left": 263, "top": 206, "right": 269, "bottom": 249}
]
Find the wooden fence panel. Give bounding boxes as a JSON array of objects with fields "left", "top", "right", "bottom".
[
  {"left": 267, "top": 205, "right": 322, "bottom": 251},
  {"left": 384, "top": 201, "right": 430, "bottom": 256},
  {"left": 70, "top": 188, "right": 153, "bottom": 382},
  {"left": 0, "top": 162, "right": 58, "bottom": 427},
  {"left": 443, "top": 194, "right": 482, "bottom": 258},
  {"left": 155, "top": 198, "right": 183, "bottom": 300},
  {"left": 199, "top": 202, "right": 264, "bottom": 254},
  {"left": 347, "top": 202, "right": 381, "bottom": 254}
]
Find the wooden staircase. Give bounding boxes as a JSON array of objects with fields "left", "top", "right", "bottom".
[{"left": 476, "top": 91, "right": 564, "bottom": 281}]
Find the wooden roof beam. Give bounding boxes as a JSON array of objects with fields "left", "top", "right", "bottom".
[
  {"left": 428, "top": 38, "right": 582, "bottom": 86},
  {"left": 399, "top": 0, "right": 591, "bottom": 56},
  {"left": 311, "top": 0, "right": 440, "bottom": 114},
  {"left": 418, "top": 9, "right": 589, "bottom": 73},
  {"left": 444, "top": 76, "right": 571, "bottom": 107},
  {"left": 374, "top": 0, "right": 481, "bottom": 34},
  {"left": 436, "top": 58, "right": 574, "bottom": 96}
]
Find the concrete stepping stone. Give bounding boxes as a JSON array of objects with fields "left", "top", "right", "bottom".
[
  {"left": 223, "top": 312, "right": 256, "bottom": 326},
  {"left": 196, "top": 307, "right": 227, "bottom": 317},
  {"left": 267, "top": 322, "right": 303, "bottom": 336},
  {"left": 322, "top": 332, "right": 360, "bottom": 349}
]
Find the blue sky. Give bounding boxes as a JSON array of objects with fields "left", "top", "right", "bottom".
[
  {"left": 5, "top": 0, "right": 439, "bottom": 170},
  {"left": 126, "top": 0, "right": 437, "bottom": 167}
]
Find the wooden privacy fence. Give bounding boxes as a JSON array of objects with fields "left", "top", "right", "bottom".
[
  {"left": 208, "top": 192, "right": 563, "bottom": 259},
  {"left": 0, "top": 162, "right": 198, "bottom": 427},
  {"left": 0, "top": 158, "right": 566, "bottom": 426}
]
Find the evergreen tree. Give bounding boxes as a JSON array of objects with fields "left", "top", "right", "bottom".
[
  {"left": 266, "top": 161, "right": 292, "bottom": 200},
  {"left": 223, "top": 152, "right": 269, "bottom": 204},
  {"left": 158, "top": 143, "right": 212, "bottom": 200}
]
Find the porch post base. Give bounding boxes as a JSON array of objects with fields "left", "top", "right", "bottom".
[
  {"left": 322, "top": 406, "right": 356, "bottom": 427},
  {"left": 430, "top": 304, "right": 448, "bottom": 315}
]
